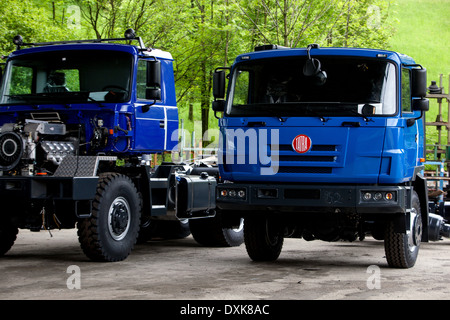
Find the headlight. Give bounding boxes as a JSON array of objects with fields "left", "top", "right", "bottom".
[
  {"left": 218, "top": 188, "right": 247, "bottom": 200},
  {"left": 361, "top": 191, "right": 397, "bottom": 202}
]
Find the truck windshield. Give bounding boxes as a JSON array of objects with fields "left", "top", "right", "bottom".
[
  {"left": 0, "top": 50, "right": 133, "bottom": 105},
  {"left": 228, "top": 56, "right": 396, "bottom": 117}
]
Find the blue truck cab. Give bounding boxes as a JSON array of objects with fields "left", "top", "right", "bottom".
[
  {"left": 0, "top": 31, "right": 238, "bottom": 262},
  {"left": 212, "top": 44, "right": 430, "bottom": 268},
  {"left": 0, "top": 39, "right": 177, "bottom": 157}
]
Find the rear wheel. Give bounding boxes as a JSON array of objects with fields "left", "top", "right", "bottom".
[
  {"left": 384, "top": 191, "right": 422, "bottom": 268},
  {"left": 77, "top": 173, "right": 141, "bottom": 262},
  {"left": 189, "top": 212, "right": 244, "bottom": 247},
  {"left": 138, "top": 219, "right": 191, "bottom": 242},
  {"left": 244, "top": 215, "right": 284, "bottom": 261}
]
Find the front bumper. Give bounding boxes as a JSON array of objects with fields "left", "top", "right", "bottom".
[
  {"left": 0, "top": 175, "right": 99, "bottom": 200},
  {"left": 216, "top": 183, "right": 409, "bottom": 214}
]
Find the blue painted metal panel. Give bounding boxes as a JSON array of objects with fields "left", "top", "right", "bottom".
[
  {"left": 131, "top": 56, "right": 178, "bottom": 153},
  {"left": 219, "top": 117, "right": 388, "bottom": 183},
  {"left": 219, "top": 46, "right": 423, "bottom": 186}
]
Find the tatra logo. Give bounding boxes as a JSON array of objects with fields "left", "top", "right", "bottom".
[{"left": 292, "top": 134, "right": 311, "bottom": 153}]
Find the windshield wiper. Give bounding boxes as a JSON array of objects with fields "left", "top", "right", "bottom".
[
  {"left": 4, "top": 94, "right": 39, "bottom": 109},
  {"left": 308, "top": 102, "right": 374, "bottom": 122},
  {"left": 340, "top": 104, "right": 374, "bottom": 122}
]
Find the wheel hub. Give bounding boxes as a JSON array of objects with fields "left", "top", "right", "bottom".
[
  {"left": 408, "top": 208, "right": 422, "bottom": 250},
  {"left": 108, "top": 197, "right": 131, "bottom": 241}
]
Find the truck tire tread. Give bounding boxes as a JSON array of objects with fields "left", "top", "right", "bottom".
[
  {"left": 244, "top": 216, "right": 283, "bottom": 261},
  {"left": 384, "top": 191, "right": 421, "bottom": 268},
  {"left": 189, "top": 212, "right": 243, "bottom": 247},
  {"left": 0, "top": 221, "right": 18, "bottom": 256},
  {"left": 77, "top": 173, "right": 141, "bottom": 262}
]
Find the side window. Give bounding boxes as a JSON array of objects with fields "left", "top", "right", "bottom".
[
  {"left": 10, "top": 65, "right": 33, "bottom": 95},
  {"left": 231, "top": 70, "right": 250, "bottom": 106},
  {"left": 401, "top": 68, "right": 411, "bottom": 112},
  {"left": 136, "top": 60, "right": 147, "bottom": 100}
]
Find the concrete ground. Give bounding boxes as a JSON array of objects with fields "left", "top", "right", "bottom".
[{"left": 1, "top": 228, "right": 450, "bottom": 302}]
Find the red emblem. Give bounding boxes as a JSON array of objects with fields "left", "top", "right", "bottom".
[{"left": 292, "top": 134, "right": 311, "bottom": 153}]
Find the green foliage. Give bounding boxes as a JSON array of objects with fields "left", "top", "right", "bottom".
[
  {"left": 0, "top": 0, "right": 79, "bottom": 53},
  {"left": 388, "top": 0, "right": 450, "bottom": 157},
  {"left": 1, "top": 0, "right": 402, "bottom": 137}
]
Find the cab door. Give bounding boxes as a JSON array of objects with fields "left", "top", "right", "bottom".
[
  {"left": 134, "top": 59, "right": 166, "bottom": 152},
  {"left": 401, "top": 67, "right": 421, "bottom": 178}
]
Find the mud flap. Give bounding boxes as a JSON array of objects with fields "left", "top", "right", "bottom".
[{"left": 413, "top": 174, "right": 430, "bottom": 241}]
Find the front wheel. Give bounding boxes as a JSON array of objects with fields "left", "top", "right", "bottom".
[
  {"left": 244, "top": 215, "right": 284, "bottom": 261},
  {"left": 384, "top": 191, "right": 422, "bottom": 268},
  {"left": 77, "top": 173, "right": 141, "bottom": 262},
  {"left": 0, "top": 219, "right": 18, "bottom": 256}
]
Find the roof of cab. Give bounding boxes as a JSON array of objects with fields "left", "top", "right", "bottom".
[
  {"left": 8, "top": 42, "right": 173, "bottom": 60},
  {"left": 235, "top": 45, "right": 415, "bottom": 66}
]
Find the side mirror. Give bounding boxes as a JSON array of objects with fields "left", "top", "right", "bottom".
[
  {"left": 147, "top": 60, "right": 161, "bottom": 88},
  {"left": 212, "top": 67, "right": 229, "bottom": 119},
  {"left": 407, "top": 97, "right": 429, "bottom": 127},
  {"left": 212, "top": 100, "right": 225, "bottom": 112},
  {"left": 145, "top": 60, "right": 161, "bottom": 102},
  {"left": 303, "top": 44, "right": 327, "bottom": 86},
  {"left": 213, "top": 70, "right": 226, "bottom": 99},
  {"left": 146, "top": 88, "right": 161, "bottom": 101},
  {"left": 303, "top": 58, "right": 321, "bottom": 77},
  {"left": 412, "top": 98, "right": 429, "bottom": 112},
  {"left": 411, "top": 67, "right": 427, "bottom": 97}
]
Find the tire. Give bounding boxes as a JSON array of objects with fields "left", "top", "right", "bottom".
[
  {"left": 384, "top": 191, "right": 422, "bottom": 268},
  {"left": 189, "top": 212, "right": 244, "bottom": 247},
  {"left": 244, "top": 215, "right": 284, "bottom": 261},
  {"left": 0, "top": 219, "right": 18, "bottom": 256},
  {"left": 77, "top": 173, "right": 141, "bottom": 262},
  {"left": 136, "top": 217, "right": 158, "bottom": 243}
]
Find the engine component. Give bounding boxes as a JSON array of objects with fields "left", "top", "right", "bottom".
[
  {"left": 0, "top": 131, "right": 23, "bottom": 170},
  {"left": 0, "top": 120, "right": 72, "bottom": 171},
  {"left": 24, "top": 121, "right": 66, "bottom": 135},
  {"left": 40, "top": 141, "right": 76, "bottom": 165}
]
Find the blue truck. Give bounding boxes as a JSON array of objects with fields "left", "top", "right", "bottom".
[
  {"left": 212, "top": 44, "right": 433, "bottom": 268},
  {"left": 0, "top": 30, "right": 243, "bottom": 262}
]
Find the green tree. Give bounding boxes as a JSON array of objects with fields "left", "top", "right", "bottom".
[
  {"left": 324, "top": 0, "right": 396, "bottom": 48},
  {"left": 0, "top": 0, "right": 74, "bottom": 53},
  {"left": 1, "top": 0, "right": 398, "bottom": 140}
]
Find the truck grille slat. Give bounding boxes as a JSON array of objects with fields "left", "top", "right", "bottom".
[{"left": 273, "top": 144, "right": 339, "bottom": 174}]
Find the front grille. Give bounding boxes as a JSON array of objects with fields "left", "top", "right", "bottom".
[
  {"left": 277, "top": 144, "right": 336, "bottom": 152},
  {"left": 278, "top": 155, "right": 336, "bottom": 162},
  {"left": 274, "top": 144, "right": 338, "bottom": 174},
  {"left": 277, "top": 167, "right": 332, "bottom": 174}
]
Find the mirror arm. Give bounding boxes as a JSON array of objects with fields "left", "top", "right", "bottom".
[
  {"left": 406, "top": 111, "right": 424, "bottom": 127},
  {"left": 141, "top": 100, "right": 156, "bottom": 113}
]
